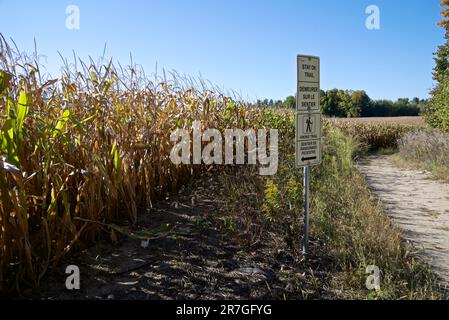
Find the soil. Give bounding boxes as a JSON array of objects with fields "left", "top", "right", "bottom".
[
  {"left": 358, "top": 155, "right": 449, "bottom": 288},
  {"left": 31, "top": 170, "right": 340, "bottom": 300}
]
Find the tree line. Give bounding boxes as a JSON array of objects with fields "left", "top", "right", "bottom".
[
  {"left": 258, "top": 90, "right": 426, "bottom": 118},
  {"left": 426, "top": 0, "right": 449, "bottom": 131}
]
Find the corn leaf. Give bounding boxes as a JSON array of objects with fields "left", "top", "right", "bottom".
[
  {"left": 17, "top": 91, "right": 30, "bottom": 137},
  {"left": 53, "top": 109, "right": 71, "bottom": 138},
  {"left": 111, "top": 141, "right": 120, "bottom": 172},
  {"left": 1, "top": 119, "right": 19, "bottom": 166}
]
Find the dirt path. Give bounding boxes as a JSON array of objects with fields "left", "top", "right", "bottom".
[{"left": 358, "top": 155, "right": 449, "bottom": 287}]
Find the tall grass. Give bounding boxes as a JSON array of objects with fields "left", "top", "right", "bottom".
[
  {"left": 219, "top": 115, "right": 442, "bottom": 299},
  {"left": 0, "top": 35, "right": 272, "bottom": 292},
  {"left": 396, "top": 130, "right": 449, "bottom": 181}
]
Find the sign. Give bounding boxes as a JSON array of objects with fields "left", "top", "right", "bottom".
[
  {"left": 297, "top": 113, "right": 321, "bottom": 140},
  {"left": 297, "top": 82, "right": 320, "bottom": 113},
  {"left": 296, "top": 55, "right": 322, "bottom": 167},
  {"left": 296, "top": 54, "right": 322, "bottom": 257},
  {"left": 297, "top": 139, "right": 321, "bottom": 164},
  {"left": 297, "top": 55, "right": 320, "bottom": 83}
]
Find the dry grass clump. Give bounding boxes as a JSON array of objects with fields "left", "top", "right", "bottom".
[
  {"left": 0, "top": 34, "right": 270, "bottom": 292},
  {"left": 396, "top": 130, "right": 449, "bottom": 181}
]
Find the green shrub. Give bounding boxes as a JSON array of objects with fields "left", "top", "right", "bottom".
[{"left": 425, "top": 81, "right": 449, "bottom": 131}]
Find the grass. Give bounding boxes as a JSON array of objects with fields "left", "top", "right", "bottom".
[
  {"left": 393, "top": 130, "right": 449, "bottom": 182},
  {"left": 219, "top": 115, "right": 443, "bottom": 299}
]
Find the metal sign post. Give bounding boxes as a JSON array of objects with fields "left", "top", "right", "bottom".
[
  {"left": 296, "top": 54, "right": 322, "bottom": 257},
  {"left": 303, "top": 166, "right": 310, "bottom": 255}
]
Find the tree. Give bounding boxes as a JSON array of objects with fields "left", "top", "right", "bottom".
[
  {"left": 349, "top": 90, "right": 370, "bottom": 118},
  {"left": 337, "top": 90, "right": 351, "bottom": 117},
  {"left": 284, "top": 96, "right": 296, "bottom": 109},
  {"left": 433, "top": 42, "right": 449, "bottom": 84},
  {"left": 434, "top": 0, "right": 449, "bottom": 83},
  {"left": 397, "top": 98, "right": 410, "bottom": 106},
  {"left": 320, "top": 89, "right": 336, "bottom": 116},
  {"left": 426, "top": 0, "right": 449, "bottom": 130},
  {"left": 321, "top": 89, "right": 347, "bottom": 117},
  {"left": 320, "top": 88, "right": 419, "bottom": 118}
]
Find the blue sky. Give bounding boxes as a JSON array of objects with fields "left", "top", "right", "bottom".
[{"left": 0, "top": 0, "right": 444, "bottom": 101}]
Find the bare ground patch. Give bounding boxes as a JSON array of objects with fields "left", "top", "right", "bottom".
[
  {"left": 358, "top": 155, "right": 449, "bottom": 288},
  {"left": 29, "top": 170, "right": 340, "bottom": 300}
]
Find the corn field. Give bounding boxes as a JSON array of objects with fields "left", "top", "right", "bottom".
[
  {"left": 328, "top": 120, "right": 422, "bottom": 150},
  {"left": 0, "top": 34, "right": 276, "bottom": 292}
]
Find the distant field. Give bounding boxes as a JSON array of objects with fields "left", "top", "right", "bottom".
[{"left": 326, "top": 116, "right": 426, "bottom": 126}]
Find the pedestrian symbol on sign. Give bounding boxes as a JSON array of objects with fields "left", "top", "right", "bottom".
[{"left": 306, "top": 116, "right": 313, "bottom": 133}]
